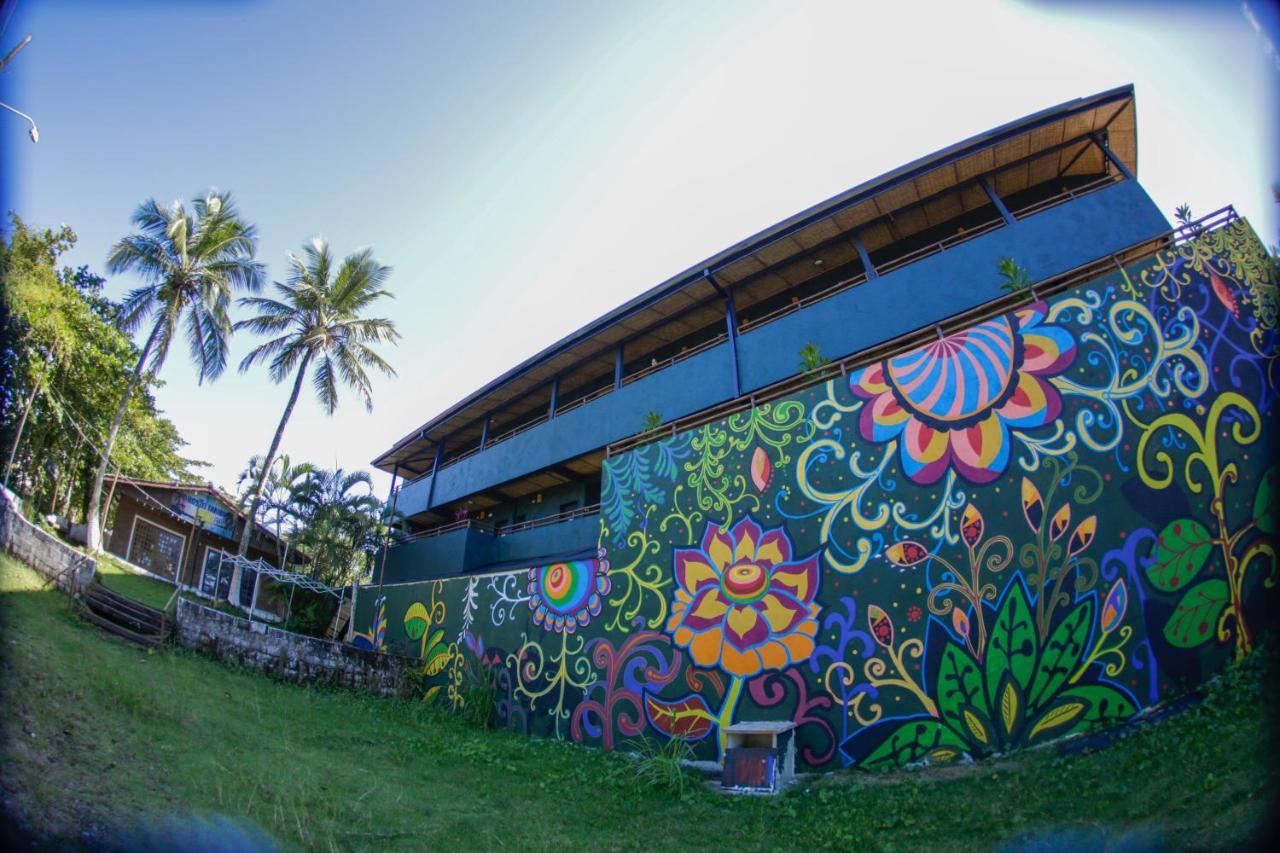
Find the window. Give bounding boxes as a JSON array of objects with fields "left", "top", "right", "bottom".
[
  {"left": 199, "top": 547, "right": 235, "bottom": 600},
  {"left": 127, "top": 517, "right": 186, "bottom": 580},
  {"left": 558, "top": 501, "right": 579, "bottom": 515}
]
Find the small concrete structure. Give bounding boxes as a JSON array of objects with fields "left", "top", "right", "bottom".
[{"left": 722, "top": 721, "right": 796, "bottom": 794}]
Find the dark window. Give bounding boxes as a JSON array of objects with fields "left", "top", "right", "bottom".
[
  {"left": 128, "top": 518, "right": 185, "bottom": 580},
  {"left": 559, "top": 501, "right": 580, "bottom": 515}
]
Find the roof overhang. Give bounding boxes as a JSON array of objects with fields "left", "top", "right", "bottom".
[{"left": 375, "top": 85, "right": 1138, "bottom": 475}]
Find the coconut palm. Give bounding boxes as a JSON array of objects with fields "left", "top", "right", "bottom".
[
  {"left": 234, "top": 238, "right": 398, "bottom": 556},
  {"left": 84, "top": 192, "right": 264, "bottom": 551}
]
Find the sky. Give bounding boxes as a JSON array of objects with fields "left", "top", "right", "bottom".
[{"left": 2, "top": 0, "right": 1277, "bottom": 500}]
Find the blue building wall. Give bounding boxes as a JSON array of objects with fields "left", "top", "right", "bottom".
[{"left": 393, "top": 180, "right": 1169, "bottom": 528}]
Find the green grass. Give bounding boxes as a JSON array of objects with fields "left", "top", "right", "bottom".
[
  {"left": 91, "top": 552, "right": 179, "bottom": 612},
  {"left": 1, "top": 552, "right": 1274, "bottom": 850}
]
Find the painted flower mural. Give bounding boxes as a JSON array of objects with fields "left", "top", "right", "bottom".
[
  {"left": 668, "top": 516, "right": 821, "bottom": 677},
  {"left": 847, "top": 301, "right": 1076, "bottom": 484},
  {"left": 528, "top": 557, "right": 611, "bottom": 633}
]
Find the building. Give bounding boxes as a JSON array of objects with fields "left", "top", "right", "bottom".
[
  {"left": 104, "top": 475, "right": 293, "bottom": 617},
  {"left": 357, "top": 86, "right": 1277, "bottom": 773}
]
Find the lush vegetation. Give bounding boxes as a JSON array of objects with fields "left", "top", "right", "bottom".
[
  {"left": 1, "top": 554, "right": 1272, "bottom": 851},
  {"left": 0, "top": 217, "right": 205, "bottom": 518}
]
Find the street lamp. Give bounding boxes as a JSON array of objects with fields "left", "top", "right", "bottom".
[{"left": 0, "top": 100, "right": 38, "bottom": 142}]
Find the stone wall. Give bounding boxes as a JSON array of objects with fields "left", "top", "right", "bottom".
[
  {"left": 173, "top": 598, "right": 414, "bottom": 697},
  {"left": 0, "top": 485, "right": 95, "bottom": 592}
]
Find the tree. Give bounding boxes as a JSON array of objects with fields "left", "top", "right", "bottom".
[
  {"left": 83, "top": 192, "right": 265, "bottom": 551},
  {"left": 234, "top": 237, "right": 397, "bottom": 557},
  {"left": 0, "top": 218, "right": 79, "bottom": 487},
  {"left": 289, "top": 467, "right": 384, "bottom": 586},
  {"left": 0, "top": 217, "right": 204, "bottom": 519},
  {"left": 235, "top": 453, "right": 315, "bottom": 566}
]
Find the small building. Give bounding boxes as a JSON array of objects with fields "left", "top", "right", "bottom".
[{"left": 103, "top": 475, "right": 293, "bottom": 617}]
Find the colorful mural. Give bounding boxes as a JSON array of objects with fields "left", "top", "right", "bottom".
[{"left": 353, "top": 218, "right": 1278, "bottom": 771}]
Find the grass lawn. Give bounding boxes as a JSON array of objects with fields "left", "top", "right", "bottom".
[
  {"left": 1, "top": 553, "right": 1275, "bottom": 851},
  {"left": 91, "top": 552, "right": 179, "bottom": 612}
]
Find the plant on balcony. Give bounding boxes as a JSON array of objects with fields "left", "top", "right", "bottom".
[
  {"left": 642, "top": 411, "right": 662, "bottom": 433},
  {"left": 997, "top": 257, "right": 1031, "bottom": 293},
  {"left": 1175, "top": 203, "right": 1203, "bottom": 238},
  {"left": 799, "top": 341, "right": 828, "bottom": 373}
]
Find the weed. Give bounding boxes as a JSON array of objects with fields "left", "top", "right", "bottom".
[
  {"left": 997, "top": 256, "right": 1031, "bottom": 293},
  {"left": 798, "top": 341, "right": 827, "bottom": 373},
  {"left": 629, "top": 736, "right": 696, "bottom": 797}
]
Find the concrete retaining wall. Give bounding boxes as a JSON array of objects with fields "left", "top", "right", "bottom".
[
  {"left": 173, "top": 598, "right": 415, "bottom": 696},
  {"left": 0, "top": 485, "right": 96, "bottom": 592}
]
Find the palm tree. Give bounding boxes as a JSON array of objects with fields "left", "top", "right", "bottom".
[
  {"left": 290, "top": 467, "right": 382, "bottom": 585},
  {"left": 234, "top": 238, "right": 398, "bottom": 557},
  {"left": 236, "top": 453, "right": 315, "bottom": 566},
  {"left": 84, "top": 192, "right": 264, "bottom": 551}
]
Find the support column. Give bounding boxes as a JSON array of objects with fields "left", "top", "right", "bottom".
[
  {"left": 1092, "top": 132, "right": 1134, "bottom": 181},
  {"left": 705, "top": 270, "right": 742, "bottom": 398},
  {"left": 548, "top": 377, "right": 559, "bottom": 419},
  {"left": 854, "top": 235, "right": 878, "bottom": 280},
  {"left": 425, "top": 439, "right": 444, "bottom": 511},
  {"left": 982, "top": 176, "right": 1016, "bottom": 226},
  {"left": 614, "top": 345, "right": 624, "bottom": 390},
  {"left": 377, "top": 463, "right": 400, "bottom": 593},
  {"left": 479, "top": 416, "right": 490, "bottom": 450}
]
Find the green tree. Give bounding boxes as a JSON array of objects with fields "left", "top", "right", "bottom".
[
  {"left": 290, "top": 467, "right": 384, "bottom": 586},
  {"left": 84, "top": 192, "right": 264, "bottom": 551},
  {"left": 236, "top": 453, "right": 315, "bottom": 566},
  {"left": 234, "top": 238, "right": 398, "bottom": 557},
  {"left": 1, "top": 217, "right": 204, "bottom": 521}
]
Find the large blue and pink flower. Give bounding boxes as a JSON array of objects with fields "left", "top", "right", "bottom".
[
  {"left": 667, "top": 517, "right": 821, "bottom": 678},
  {"left": 847, "top": 301, "right": 1076, "bottom": 485}
]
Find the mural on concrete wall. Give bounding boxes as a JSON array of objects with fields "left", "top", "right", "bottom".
[{"left": 354, "top": 218, "right": 1277, "bottom": 770}]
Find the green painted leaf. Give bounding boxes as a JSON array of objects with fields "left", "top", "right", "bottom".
[
  {"left": 403, "top": 602, "right": 431, "bottom": 640},
  {"left": 1027, "top": 700, "right": 1086, "bottom": 742},
  {"left": 985, "top": 581, "right": 1038, "bottom": 707},
  {"left": 936, "top": 642, "right": 987, "bottom": 739},
  {"left": 1255, "top": 466, "right": 1277, "bottom": 536},
  {"left": 1163, "top": 579, "right": 1229, "bottom": 648},
  {"left": 1147, "top": 519, "right": 1213, "bottom": 591},
  {"left": 958, "top": 704, "right": 995, "bottom": 755},
  {"left": 423, "top": 645, "right": 451, "bottom": 677},
  {"left": 860, "top": 719, "right": 968, "bottom": 770},
  {"left": 999, "top": 677, "right": 1023, "bottom": 741},
  {"left": 1028, "top": 597, "right": 1094, "bottom": 712},
  {"left": 1057, "top": 684, "right": 1137, "bottom": 736}
]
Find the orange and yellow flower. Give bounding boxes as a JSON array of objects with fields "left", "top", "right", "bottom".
[{"left": 667, "top": 517, "right": 821, "bottom": 678}]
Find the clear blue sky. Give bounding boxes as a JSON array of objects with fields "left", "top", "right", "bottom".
[{"left": 3, "top": 0, "right": 1277, "bottom": 499}]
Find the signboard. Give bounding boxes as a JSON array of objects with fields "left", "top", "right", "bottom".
[{"left": 171, "top": 491, "right": 238, "bottom": 541}]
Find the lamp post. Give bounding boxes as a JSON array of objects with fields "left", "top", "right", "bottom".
[{"left": 0, "top": 100, "right": 38, "bottom": 142}]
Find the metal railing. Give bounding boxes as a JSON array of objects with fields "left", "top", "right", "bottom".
[
  {"left": 400, "top": 503, "right": 601, "bottom": 544},
  {"left": 606, "top": 204, "right": 1239, "bottom": 458},
  {"left": 413, "top": 178, "right": 1142, "bottom": 472}
]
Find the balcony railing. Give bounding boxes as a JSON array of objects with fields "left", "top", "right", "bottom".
[
  {"left": 605, "top": 204, "right": 1240, "bottom": 458},
  {"left": 401, "top": 503, "right": 602, "bottom": 544},
  {"left": 410, "top": 176, "right": 1136, "bottom": 479}
]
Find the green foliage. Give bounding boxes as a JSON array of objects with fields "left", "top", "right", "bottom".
[
  {"left": 630, "top": 736, "right": 696, "bottom": 796},
  {"left": 1175, "top": 204, "right": 1194, "bottom": 227},
  {"left": 456, "top": 657, "right": 499, "bottom": 730},
  {"left": 641, "top": 410, "right": 663, "bottom": 432},
  {"left": 997, "top": 257, "right": 1032, "bottom": 293},
  {"left": 288, "top": 467, "right": 387, "bottom": 586},
  {"left": 0, "top": 216, "right": 204, "bottom": 517},
  {"left": 798, "top": 341, "right": 828, "bottom": 372},
  {"left": 282, "top": 593, "right": 338, "bottom": 637},
  {"left": 1148, "top": 519, "right": 1214, "bottom": 591}
]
